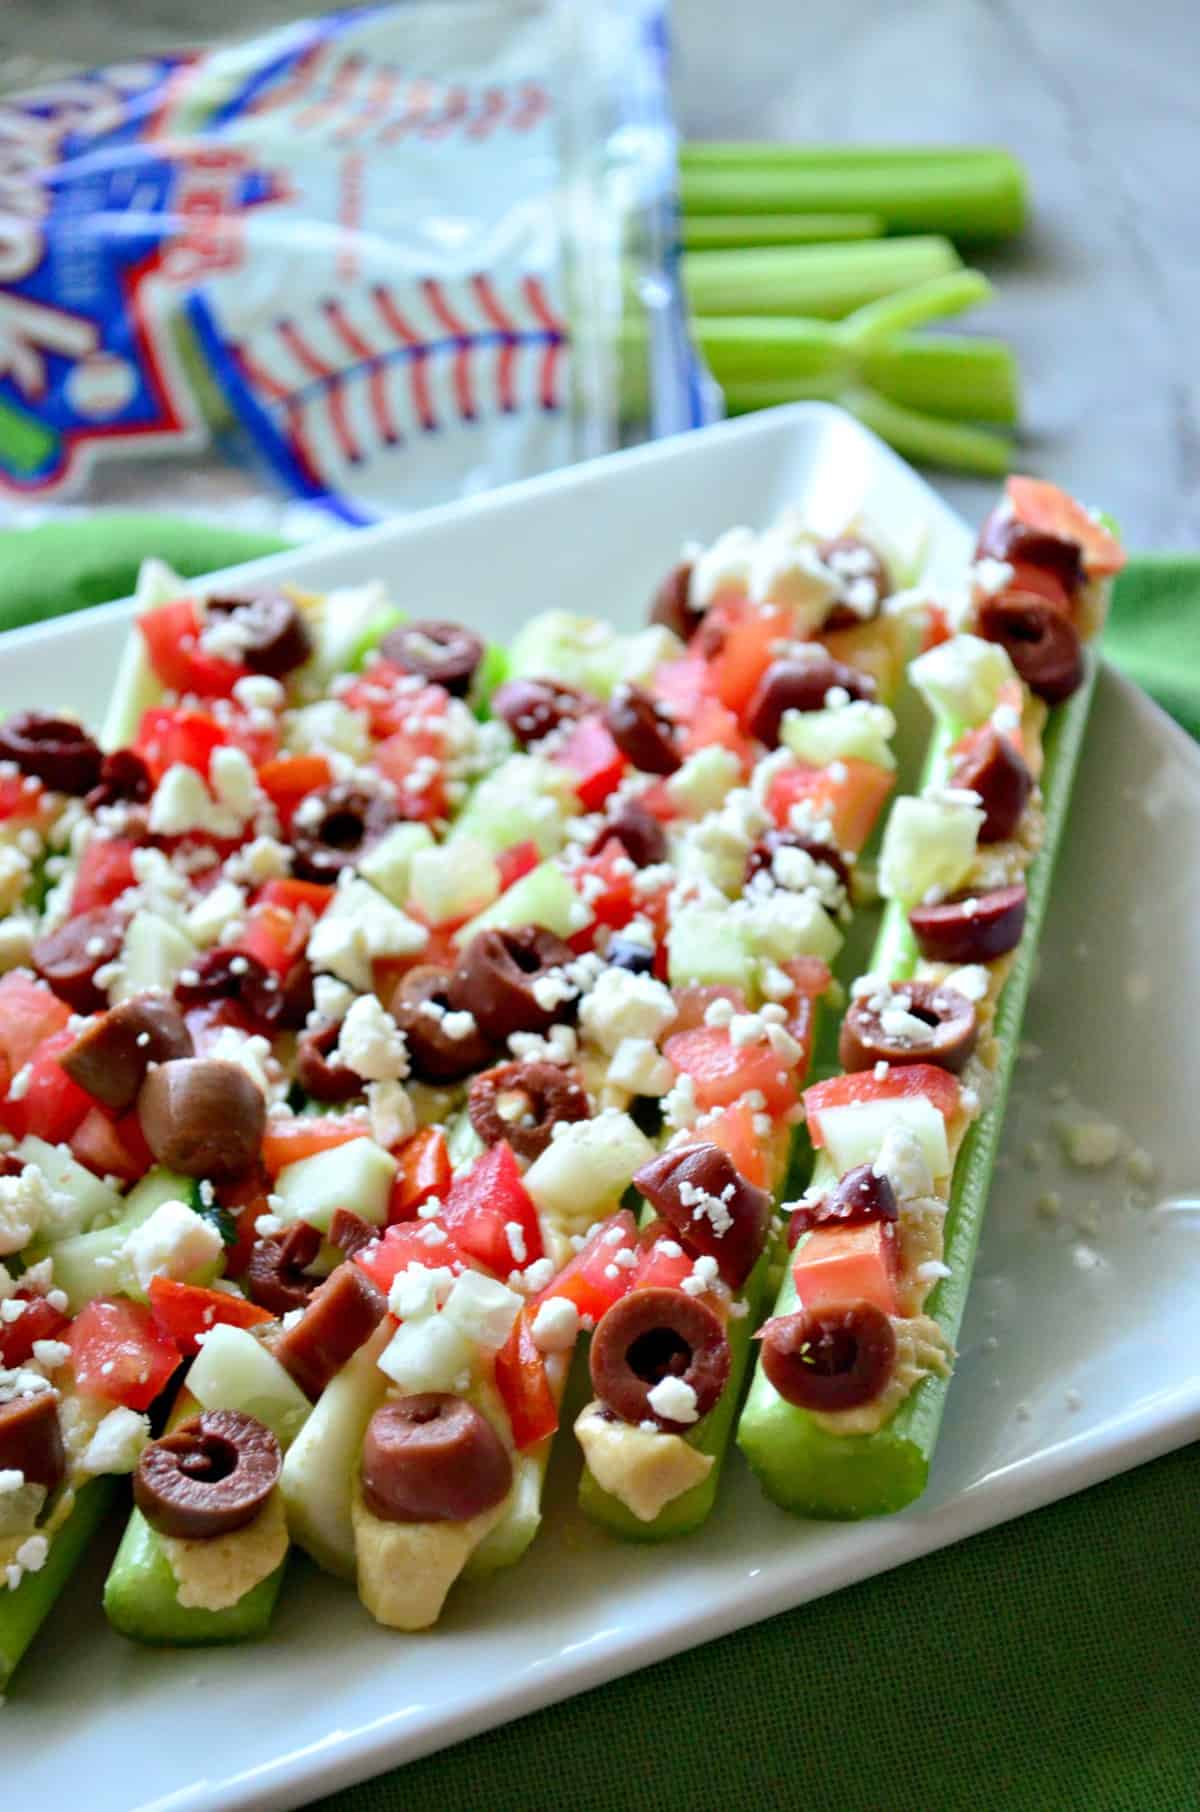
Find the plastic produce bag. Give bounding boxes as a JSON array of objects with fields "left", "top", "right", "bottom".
[{"left": 0, "top": 0, "right": 712, "bottom": 534}]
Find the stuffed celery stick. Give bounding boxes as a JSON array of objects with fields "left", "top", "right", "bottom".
[{"left": 737, "top": 478, "right": 1127, "bottom": 1518}]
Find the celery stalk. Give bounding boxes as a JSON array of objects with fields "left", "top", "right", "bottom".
[
  {"left": 0, "top": 1481, "right": 117, "bottom": 1690},
  {"left": 683, "top": 238, "right": 962, "bottom": 319},
  {"left": 681, "top": 212, "right": 883, "bottom": 250},
  {"left": 679, "top": 147, "right": 1028, "bottom": 244},
  {"left": 844, "top": 387, "right": 1013, "bottom": 476},
  {"left": 839, "top": 271, "right": 994, "bottom": 351},
  {"left": 859, "top": 335, "right": 1020, "bottom": 424}
]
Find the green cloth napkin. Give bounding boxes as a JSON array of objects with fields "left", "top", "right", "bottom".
[{"left": 0, "top": 517, "right": 1195, "bottom": 1812}]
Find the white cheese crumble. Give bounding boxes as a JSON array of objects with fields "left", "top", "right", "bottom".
[
  {"left": 645, "top": 1375, "right": 700, "bottom": 1425},
  {"left": 530, "top": 1295, "right": 580, "bottom": 1354},
  {"left": 123, "top": 1200, "right": 223, "bottom": 1293},
  {"left": 336, "top": 993, "right": 410, "bottom": 1083}
]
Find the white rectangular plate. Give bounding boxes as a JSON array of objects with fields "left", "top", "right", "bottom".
[{"left": 4, "top": 406, "right": 1198, "bottom": 1812}]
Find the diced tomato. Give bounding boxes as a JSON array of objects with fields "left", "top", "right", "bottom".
[
  {"left": 701, "top": 597, "right": 794, "bottom": 718},
  {"left": 920, "top": 604, "right": 954, "bottom": 652},
  {"left": 569, "top": 838, "right": 637, "bottom": 935},
  {"left": 238, "top": 902, "right": 305, "bottom": 980},
  {"left": 389, "top": 1125, "right": 452, "bottom": 1223},
  {"left": 766, "top": 757, "right": 894, "bottom": 855},
  {"left": 147, "top": 1277, "right": 271, "bottom": 1356},
  {"left": 217, "top": 1172, "right": 273, "bottom": 1277},
  {"left": 354, "top": 1221, "right": 464, "bottom": 1296},
  {"left": 803, "top": 1063, "right": 961, "bottom": 1143},
  {"left": 775, "top": 956, "right": 832, "bottom": 1073},
  {"left": 138, "top": 598, "right": 247, "bottom": 698},
  {"left": 631, "top": 1222, "right": 697, "bottom": 1293},
  {"left": 528, "top": 1210, "right": 639, "bottom": 1324},
  {"left": 669, "top": 984, "right": 748, "bottom": 1036},
  {"left": 135, "top": 705, "right": 229, "bottom": 782},
  {"left": 254, "top": 877, "right": 334, "bottom": 919},
  {"left": 71, "top": 837, "right": 138, "bottom": 915},
  {"left": 256, "top": 753, "right": 333, "bottom": 830},
  {"left": 0, "top": 770, "right": 46, "bottom": 826},
  {"left": 0, "top": 972, "right": 70, "bottom": 1095},
  {"left": 494, "top": 1311, "right": 558, "bottom": 1450},
  {"left": 496, "top": 839, "right": 541, "bottom": 893},
  {"left": 67, "top": 1297, "right": 180, "bottom": 1410},
  {"left": 689, "top": 1101, "right": 770, "bottom": 1190},
  {"left": 0, "top": 1027, "right": 93, "bottom": 1143},
  {"left": 0, "top": 1290, "right": 71, "bottom": 1368},
  {"left": 664, "top": 1025, "right": 799, "bottom": 1118},
  {"left": 678, "top": 693, "right": 755, "bottom": 771},
  {"left": 261, "top": 1116, "right": 368, "bottom": 1176},
  {"left": 791, "top": 1221, "right": 899, "bottom": 1316},
  {"left": 70, "top": 1107, "right": 152, "bottom": 1182},
  {"left": 553, "top": 715, "right": 625, "bottom": 811},
  {"left": 441, "top": 1143, "right": 544, "bottom": 1279},
  {"left": 653, "top": 652, "right": 716, "bottom": 719},
  {"left": 340, "top": 663, "right": 437, "bottom": 740},
  {"left": 1006, "top": 476, "right": 1126, "bottom": 578},
  {"left": 374, "top": 731, "right": 447, "bottom": 823}
]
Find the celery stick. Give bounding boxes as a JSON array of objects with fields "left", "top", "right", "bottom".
[
  {"left": 683, "top": 239, "right": 961, "bottom": 320},
  {"left": 678, "top": 148, "right": 1028, "bottom": 244},
  {"left": 681, "top": 212, "right": 883, "bottom": 250},
  {"left": 104, "top": 1508, "right": 286, "bottom": 1647},
  {"left": 681, "top": 143, "right": 1021, "bottom": 168},
  {"left": 840, "top": 271, "right": 994, "bottom": 351},
  {"left": 693, "top": 316, "right": 850, "bottom": 387},
  {"left": 737, "top": 661, "right": 1097, "bottom": 1517},
  {"left": 0, "top": 1481, "right": 117, "bottom": 1690},
  {"left": 845, "top": 387, "right": 1013, "bottom": 476},
  {"left": 859, "top": 335, "right": 1020, "bottom": 424}
]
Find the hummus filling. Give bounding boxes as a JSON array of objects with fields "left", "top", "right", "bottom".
[{"left": 575, "top": 1400, "right": 713, "bottom": 1523}]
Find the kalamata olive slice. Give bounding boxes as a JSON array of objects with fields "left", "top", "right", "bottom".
[
  {"left": 32, "top": 907, "right": 125, "bottom": 1013},
  {"left": 590, "top": 1287, "right": 730, "bottom": 1431},
  {"left": 206, "top": 591, "right": 312, "bottom": 677},
  {"left": 85, "top": 748, "right": 152, "bottom": 812},
  {"left": 588, "top": 803, "right": 666, "bottom": 869},
  {"left": 468, "top": 1059, "right": 589, "bottom": 1162},
  {"left": 60, "top": 992, "right": 194, "bottom": 1112},
  {"left": 291, "top": 783, "right": 398, "bottom": 884},
  {"left": 389, "top": 964, "right": 496, "bottom": 1083},
  {"left": 908, "top": 883, "right": 1027, "bottom": 965},
  {"left": 0, "top": 1389, "right": 65, "bottom": 1493},
  {"left": 635, "top": 1143, "right": 773, "bottom": 1291},
  {"left": 329, "top": 1207, "right": 377, "bottom": 1259},
  {"left": 759, "top": 1301, "right": 896, "bottom": 1412},
  {"left": 648, "top": 561, "right": 702, "bottom": 641},
  {"left": 0, "top": 710, "right": 102, "bottom": 796},
  {"left": 380, "top": 619, "right": 484, "bottom": 697},
  {"left": 449, "top": 925, "right": 576, "bottom": 1044},
  {"left": 818, "top": 536, "right": 893, "bottom": 630},
  {"left": 604, "top": 684, "right": 681, "bottom": 776},
  {"left": 976, "top": 507, "right": 1084, "bottom": 598},
  {"left": 275, "top": 1264, "right": 386, "bottom": 1400},
  {"left": 134, "top": 1408, "right": 281, "bottom": 1539},
  {"left": 840, "top": 979, "right": 977, "bottom": 1075},
  {"left": 951, "top": 727, "right": 1033, "bottom": 843},
  {"left": 360, "top": 1394, "right": 512, "bottom": 1523},
  {"left": 174, "top": 947, "right": 304, "bottom": 1033},
  {"left": 491, "top": 676, "right": 593, "bottom": 747},
  {"left": 787, "top": 1163, "right": 898, "bottom": 1246},
  {"left": 744, "top": 827, "right": 851, "bottom": 899},
  {"left": 137, "top": 1058, "right": 266, "bottom": 1178},
  {"left": 977, "top": 591, "right": 1084, "bottom": 703},
  {"left": 295, "top": 1020, "right": 361, "bottom": 1102},
  {"left": 605, "top": 936, "right": 655, "bottom": 975},
  {"left": 746, "top": 655, "right": 877, "bottom": 748},
  {"left": 246, "top": 1221, "right": 322, "bottom": 1316}
]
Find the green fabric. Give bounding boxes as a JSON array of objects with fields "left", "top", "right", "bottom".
[{"left": 0, "top": 517, "right": 1195, "bottom": 1812}]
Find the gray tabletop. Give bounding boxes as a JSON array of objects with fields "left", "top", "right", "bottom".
[{"left": 2, "top": 0, "right": 1197, "bottom": 548}]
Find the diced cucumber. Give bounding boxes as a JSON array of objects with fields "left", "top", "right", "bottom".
[
  {"left": 739, "top": 891, "right": 844, "bottom": 966},
  {"left": 356, "top": 822, "right": 434, "bottom": 906},
  {"left": 444, "top": 1110, "right": 485, "bottom": 1171},
  {"left": 451, "top": 755, "right": 578, "bottom": 858},
  {"left": 408, "top": 838, "right": 501, "bottom": 927},
  {"left": 524, "top": 1112, "right": 656, "bottom": 1233},
  {"left": 665, "top": 747, "right": 743, "bottom": 816},
  {"left": 909, "top": 633, "right": 1015, "bottom": 730},
  {"left": 878, "top": 794, "right": 984, "bottom": 907},
  {"left": 112, "top": 910, "right": 197, "bottom": 1001},
  {"left": 309, "top": 583, "right": 404, "bottom": 679},
  {"left": 815, "top": 1095, "right": 950, "bottom": 1179},
  {"left": 280, "top": 1322, "right": 391, "bottom": 1577},
  {"left": 29, "top": 1168, "right": 197, "bottom": 1312},
  {"left": 273, "top": 1137, "right": 396, "bottom": 1234},
  {"left": 506, "top": 611, "right": 627, "bottom": 700},
  {"left": 306, "top": 878, "right": 428, "bottom": 990},
  {"left": 780, "top": 701, "right": 897, "bottom": 771},
  {"left": 619, "top": 625, "right": 685, "bottom": 688},
  {"left": 452, "top": 859, "right": 589, "bottom": 946},
  {"left": 187, "top": 1324, "right": 311, "bottom": 1447},
  {"left": 473, "top": 641, "right": 509, "bottom": 712},
  {"left": 668, "top": 906, "right": 758, "bottom": 993},
  {"left": 284, "top": 700, "right": 369, "bottom": 761},
  {"left": 15, "top": 1136, "right": 123, "bottom": 1240}
]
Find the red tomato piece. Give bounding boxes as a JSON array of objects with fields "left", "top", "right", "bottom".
[
  {"left": 238, "top": 902, "right": 305, "bottom": 980},
  {"left": 920, "top": 604, "right": 954, "bottom": 652},
  {"left": 0, "top": 770, "right": 46, "bottom": 826},
  {"left": 217, "top": 1172, "right": 273, "bottom": 1278},
  {"left": 71, "top": 837, "right": 138, "bottom": 915},
  {"left": 374, "top": 730, "right": 447, "bottom": 823},
  {"left": 678, "top": 693, "right": 755, "bottom": 771},
  {"left": 70, "top": 1106, "right": 152, "bottom": 1183},
  {"left": 67, "top": 1297, "right": 180, "bottom": 1410},
  {"left": 663, "top": 1025, "right": 799, "bottom": 1118},
  {"left": 765, "top": 757, "right": 894, "bottom": 855},
  {"left": 0, "top": 972, "right": 70, "bottom": 1093},
  {"left": 147, "top": 1277, "right": 272, "bottom": 1356},
  {"left": 688, "top": 1100, "right": 771, "bottom": 1190},
  {"left": 0, "top": 1291, "right": 71, "bottom": 1368},
  {"left": 441, "top": 1143, "right": 544, "bottom": 1279},
  {"left": 138, "top": 599, "right": 247, "bottom": 698},
  {"left": 669, "top": 984, "right": 748, "bottom": 1036},
  {"left": 702, "top": 597, "right": 794, "bottom": 717},
  {"left": 803, "top": 1063, "right": 961, "bottom": 1143},
  {"left": 527, "top": 1210, "right": 639, "bottom": 1324},
  {"left": 631, "top": 1222, "right": 697, "bottom": 1293},
  {"left": 135, "top": 705, "right": 229, "bottom": 782},
  {"left": 354, "top": 1222, "right": 463, "bottom": 1296},
  {"left": 652, "top": 652, "right": 716, "bottom": 718},
  {"left": 254, "top": 877, "right": 334, "bottom": 919},
  {"left": 553, "top": 715, "right": 625, "bottom": 811},
  {"left": 569, "top": 838, "right": 637, "bottom": 935},
  {"left": 791, "top": 1221, "right": 899, "bottom": 1317},
  {"left": 256, "top": 753, "right": 333, "bottom": 830},
  {"left": 496, "top": 839, "right": 541, "bottom": 893},
  {"left": 340, "top": 663, "right": 435, "bottom": 740},
  {"left": 389, "top": 1125, "right": 452, "bottom": 1223},
  {"left": 1006, "top": 476, "right": 1126, "bottom": 578},
  {"left": 494, "top": 1310, "right": 558, "bottom": 1450},
  {"left": 0, "top": 1027, "right": 94, "bottom": 1143},
  {"left": 260, "top": 1117, "right": 368, "bottom": 1176}
]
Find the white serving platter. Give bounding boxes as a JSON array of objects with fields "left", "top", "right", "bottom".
[{"left": 2, "top": 405, "right": 1197, "bottom": 1812}]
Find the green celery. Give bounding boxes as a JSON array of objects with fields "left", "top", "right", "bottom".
[
  {"left": 104, "top": 1507, "right": 287, "bottom": 1647},
  {"left": 681, "top": 212, "right": 883, "bottom": 250},
  {"left": 683, "top": 238, "right": 962, "bottom": 320},
  {"left": 843, "top": 387, "right": 1013, "bottom": 475},
  {"left": 0, "top": 1481, "right": 117, "bottom": 1690},
  {"left": 737, "top": 659, "right": 1098, "bottom": 1517}
]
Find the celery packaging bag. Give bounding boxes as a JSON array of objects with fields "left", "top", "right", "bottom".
[{"left": 0, "top": 1, "right": 712, "bottom": 531}]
